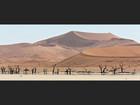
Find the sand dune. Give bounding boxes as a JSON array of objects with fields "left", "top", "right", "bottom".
[
  {"left": 35, "top": 31, "right": 97, "bottom": 48},
  {"left": 57, "top": 53, "right": 140, "bottom": 68},
  {"left": 57, "top": 45, "right": 140, "bottom": 68},
  {"left": 35, "top": 31, "right": 137, "bottom": 49},
  {"left": 0, "top": 43, "right": 79, "bottom": 66},
  {"left": 83, "top": 45, "right": 140, "bottom": 57}
]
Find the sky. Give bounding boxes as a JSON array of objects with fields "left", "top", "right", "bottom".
[{"left": 0, "top": 24, "right": 140, "bottom": 45}]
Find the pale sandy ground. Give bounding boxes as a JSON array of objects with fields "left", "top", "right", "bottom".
[{"left": 0, "top": 74, "right": 140, "bottom": 81}]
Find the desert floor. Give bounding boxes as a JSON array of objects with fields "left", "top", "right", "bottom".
[{"left": 0, "top": 74, "right": 140, "bottom": 80}]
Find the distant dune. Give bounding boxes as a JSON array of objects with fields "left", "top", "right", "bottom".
[
  {"left": 34, "top": 31, "right": 97, "bottom": 48},
  {"left": 71, "top": 31, "right": 120, "bottom": 41},
  {"left": 34, "top": 31, "right": 137, "bottom": 49}
]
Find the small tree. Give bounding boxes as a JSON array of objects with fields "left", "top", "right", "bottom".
[
  {"left": 1, "top": 66, "right": 6, "bottom": 74},
  {"left": 52, "top": 64, "right": 56, "bottom": 74},
  {"left": 119, "top": 64, "right": 124, "bottom": 73},
  {"left": 15, "top": 65, "right": 20, "bottom": 74},
  {"left": 24, "top": 68, "right": 29, "bottom": 74},
  {"left": 56, "top": 68, "right": 59, "bottom": 75},
  {"left": 32, "top": 67, "right": 37, "bottom": 74},
  {"left": 8, "top": 66, "right": 14, "bottom": 74},
  {"left": 111, "top": 66, "right": 119, "bottom": 75},
  {"left": 65, "top": 68, "right": 69, "bottom": 75},
  {"left": 68, "top": 67, "right": 72, "bottom": 75},
  {"left": 43, "top": 68, "right": 47, "bottom": 75},
  {"left": 99, "top": 64, "right": 107, "bottom": 74}
]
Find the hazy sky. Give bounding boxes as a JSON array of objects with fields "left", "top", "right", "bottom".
[{"left": 0, "top": 24, "right": 139, "bottom": 45}]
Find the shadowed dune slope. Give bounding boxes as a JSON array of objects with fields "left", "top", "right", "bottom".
[{"left": 57, "top": 45, "right": 140, "bottom": 67}]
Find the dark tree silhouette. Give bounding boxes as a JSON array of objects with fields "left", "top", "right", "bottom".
[
  {"left": 111, "top": 66, "right": 119, "bottom": 75},
  {"left": 52, "top": 64, "right": 56, "bottom": 74},
  {"left": 43, "top": 69, "right": 47, "bottom": 75},
  {"left": 65, "top": 68, "right": 69, "bottom": 75},
  {"left": 24, "top": 68, "right": 29, "bottom": 74},
  {"left": 68, "top": 67, "right": 72, "bottom": 75},
  {"left": 120, "top": 64, "right": 124, "bottom": 73},
  {"left": 8, "top": 66, "right": 14, "bottom": 74},
  {"left": 32, "top": 67, "right": 37, "bottom": 74},
  {"left": 99, "top": 64, "right": 107, "bottom": 74},
  {"left": 1, "top": 66, "right": 6, "bottom": 74},
  {"left": 56, "top": 68, "right": 59, "bottom": 75},
  {"left": 15, "top": 65, "right": 20, "bottom": 74}
]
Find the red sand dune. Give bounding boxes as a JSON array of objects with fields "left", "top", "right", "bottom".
[
  {"left": 0, "top": 43, "right": 79, "bottom": 66},
  {"left": 83, "top": 45, "right": 140, "bottom": 57},
  {"left": 35, "top": 31, "right": 137, "bottom": 49},
  {"left": 57, "top": 44, "right": 140, "bottom": 67}
]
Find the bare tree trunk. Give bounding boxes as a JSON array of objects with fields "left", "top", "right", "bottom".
[
  {"left": 56, "top": 69, "right": 59, "bottom": 75},
  {"left": 52, "top": 64, "right": 56, "bottom": 74},
  {"left": 99, "top": 65, "right": 103, "bottom": 73},
  {"left": 120, "top": 64, "right": 124, "bottom": 73},
  {"left": 65, "top": 69, "right": 69, "bottom": 75},
  {"left": 43, "top": 69, "right": 47, "bottom": 75},
  {"left": 68, "top": 68, "right": 72, "bottom": 75},
  {"left": 111, "top": 66, "right": 119, "bottom": 75},
  {"left": 32, "top": 67, "right": 37, "bottom": 75},
  {"left": 113, "top": 68, "right": 117, "bottom": 75},
  {"left": 99, "top": 65, "right": 107, "bottom": 74},
  {"left": 102, "top": 65, "right": 107, "bottom": 73},
  {"left": 15, "top": 65, "right": 20, "bottom": 74},
  {"left": 8, "top": 66, "right": 14, "bottom": 74},
  {"left": 1, "top": 66, "right": 6, "bottom": 74},
  {"left": 24, "top": 68, "right": 29, "bottom": 74}
]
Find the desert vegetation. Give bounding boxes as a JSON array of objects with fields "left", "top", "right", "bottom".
[{"left": 0, "top": 64, "right": 136, "bottom": 75}]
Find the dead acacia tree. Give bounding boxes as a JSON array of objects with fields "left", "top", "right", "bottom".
[
  {"left": 1, "top": 66, "right": 6, "bottom": 74},
  {"left": 8, "top": 66, "right": 14, "bottom": 74},
  {"left": 43, "top": 68, "right": 48, "bottom": 75},
  {"left": 99, "top": 64, "right": 107, "bottom": 74},
  {"left": 31, "top": 67, "right": 37, "bottom": 74},
  {"left": 15, "top": 65, "right": 20, "bottom": 74},
  {"left": 52, "top": 64, "right": 57, "bottom": 74},
  {"left": 68, "top": 67, "right": 72, "bottom": 75},
  {"left": 24, "top": 68, "right": 29, "bottom": 74},
  {"left": 56, "top": 68, "right": 59, "bottom": 75},
  {"left": 65, "top": 68, "right": 69, "bottom": 75},
  {"left": 111, "top": 66, "right": 119, "bottom": 75},
  {"left": 119, "top": 64, "right": 125, "bottom": 73}
]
